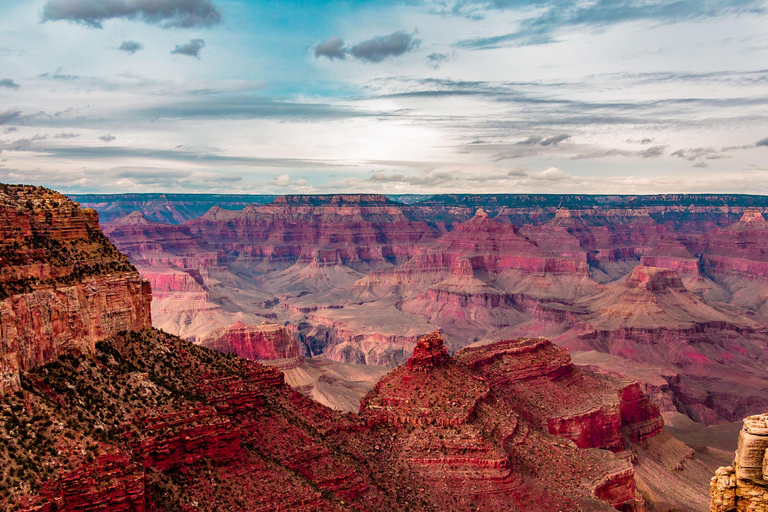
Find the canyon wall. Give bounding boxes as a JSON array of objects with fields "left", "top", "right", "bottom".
[{"left": 0, "top": 185, "right": 152, "bottom": 395}]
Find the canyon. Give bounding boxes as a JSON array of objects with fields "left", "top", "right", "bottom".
[
  {"left": 97, "top": 193, "right": 768, "bottom": 427},
  {"left": 3, "top": 185, "right": 767, "bottom": 510}
]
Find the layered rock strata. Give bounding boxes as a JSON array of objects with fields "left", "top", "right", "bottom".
[
  {"left": 711, "top": 414, "right": 768, "bottom": 511},
  {"left": 102, "top": 211, "right": 222, "bottom": 268},
  {"left": 186, "top": 194, "right": 442, "bottom": 272},
  {"left": 360, "top": 332, "right": 670, "bottom": 511},
  {"left": 557, "top": 265, "right": 768, "bottom": 424},
  {"left": 0, "top": 185, "right": 152, "bottom": 395},
  {"left": 199, "top": 321, "right": 302, "bottom": 369}
]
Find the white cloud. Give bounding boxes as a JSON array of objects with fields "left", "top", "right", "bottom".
[
  {"left": 532, "top": 167, "right": 571, "bottom": 181},
  {"left": 270, "top": 174, "right": 291, "bottom": 186}
]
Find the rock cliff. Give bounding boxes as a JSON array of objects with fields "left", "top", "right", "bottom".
[
  {"left": 711, "top": 414, "right": 768, "bottom": 511},
  {"left": 102, "top": 211, "right": 222, "bottom": 269},
  {"left": 0, "top": 184, "right": 152, "bottom": 395},
  {"left": 186, "top": 194, "right": 441, "bottom": 273},
  {"left": 359, "top": 332, "right": 691, "bottom": 511},
  {"left": 199, "top": 321, "right": 302, "bottom": 369}
]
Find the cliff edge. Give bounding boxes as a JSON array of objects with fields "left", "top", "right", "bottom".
[{"left": 0, "top": 184, "right": 152, "bottom": 394}]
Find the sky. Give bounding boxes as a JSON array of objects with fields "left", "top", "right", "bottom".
[{"left": 1, "top": 0, "right": 768, "bottom": 195}]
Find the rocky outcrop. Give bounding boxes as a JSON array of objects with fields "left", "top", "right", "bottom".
[
  {"left": 406, "top": 330, "right": 449, "bottom": 370},
  {"left": 359, "top": 332, "right": 671, "bottom": 511},
  {"left": 35, "top": 453, "right": 147, "bottom": 512},
  {"left": 711, "top": 414, "right": 768, "bottom": 511},
  {"left": 457, "top": 337, "right": 663, "bottom": 453},
  {"left": 0, "top": 185, "right": 152, "bottom": 395},
  {"left": 640, "top": 239, "right": 701, "bottom": 277},
  {"left": 198, "top": 321, "right": 302, "bottom": 369}
]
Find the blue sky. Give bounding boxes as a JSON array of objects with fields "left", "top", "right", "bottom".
[{"left": 1, "top": 0, "right": 768, "bottom": 194}]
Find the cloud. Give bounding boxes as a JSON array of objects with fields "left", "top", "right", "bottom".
[
  {"left": 171, "top": 39, "right": 205, "bottom": 58},
  {"left": 119, "top": 40, "right": 144, "bottom": 54},
  {"left": 671, "top": 147, "right": 726, "bottom": 160},
  {"left": 6, "top": 139, "right": 32, "bottom": 151},
  {"left": 0, "top": 108, "right": 21, "bottom": 125},
  {"left": 315, "top": 31, "right": 420, "bottom": 63},
  {"left": 54, "top": 132, "right": 80, "bottom": 139},
  {"left": 271, "top": 174, "right": 291, "bottom": 186},
  {"left": 758, "top": 137, "right": 768, "bottom": 147},
  {"left": 540, "top": 134, "right": 571, "bottom": 146},
  {"left": 638, "top": 145, "right": 665, "bottom": 158},
  {"left": 315, "top": 37, "right": 346, "bottom": 60},
  {"left": 41, "top": 0, "right": 221, "bottom": 29},
  {"left": 369, "top": 172, "right": 456, "bottom": 187},
  {"left": 427, "top": 52, "right": 449, "bottom": 68},
  {"left": 0, "top": 79, "right": 20, "bottom": 90},
  {"left": 517, "top": 134, "right": 571, "bottom": 146},
  {"left": 99, "top": 133, "right": 116, "bottom": 142},
  {"left": 135, "top": 94, "right": 381, "bottom": 121},
  {"left": 349, "top": 31, "right": 420, "bottom": 63},
  {"left": 455, "top": 0, "right": 766, "bottom": 49},
  {"left": 532, "top": 167, "right": 570, "bottom": 181},
  {"left": 269, "top": 174, "right": 307, "bottom": 187}
]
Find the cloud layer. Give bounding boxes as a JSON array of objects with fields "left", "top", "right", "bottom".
[
  {"left": 455, "top": 0, "right": 767, "bottom": 48},
  {"left": 0, "top": 0, "right": 766, "bottom": 194},
  {"left": 42, "top": 0, "right": 221, "bottom": 29},
  {"left": 315, "top": 37, "right": 346, "bottom": 60}
]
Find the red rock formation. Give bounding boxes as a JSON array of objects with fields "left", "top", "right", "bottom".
[
  {"left": 640, "top": 238, "right": 700, "bottom": 276},
  {"left": 130, "top": 405, "right": 242, "bottom": 471},
  {"left": 198, "top": 321, "right": 302, "bottom": 369},
  {"left": 185, "top": 194, "right": 441, "bottom": 272},
  {"left": 102, "top": 212, "right": 222, "bottom": 269},
  {"left": 407, "top": 331, "right": 449, "bottom": 370},
  {"left": 0, "top": 185, "right": 152, "bottom": 395},
  {"left": 704, "top": 208, "right": 768, "bottom": 279},
  {"left": 554, "top": 266, "right": 768, "bottom": 424},
  {"left": 35, "top": 453, "right": 147, "bottom": 512},
  {"left": 140, "top": 266, "right": 207, "bottom": 298},
  {"left": 361, "top": 333, "right": 664, "bottom": 511},
  {"left": 457, "top": 338, "right": 662, "bottom": 453}
]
